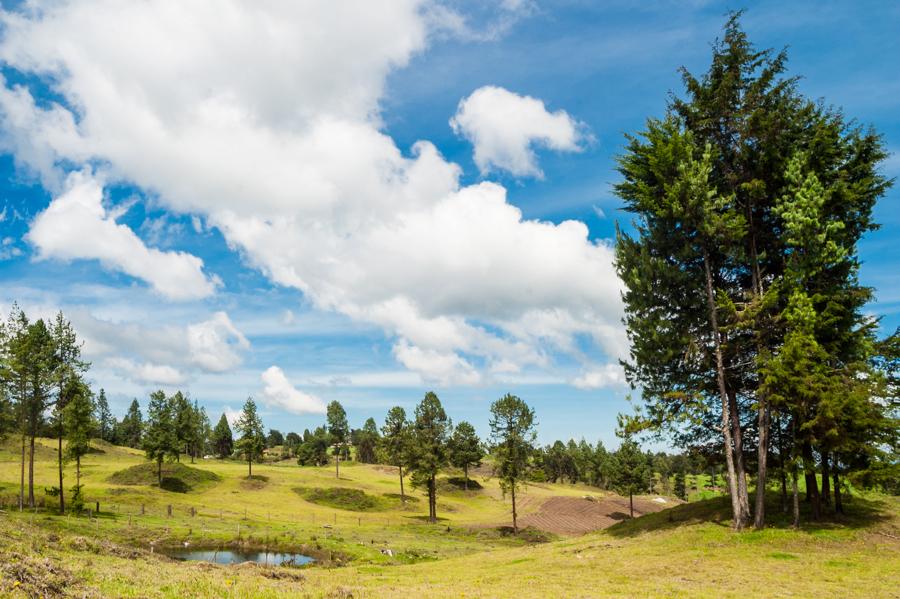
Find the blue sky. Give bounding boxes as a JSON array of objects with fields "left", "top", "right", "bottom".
[{"left": 0, "top": 1, "right": 897, "bottom": 448}]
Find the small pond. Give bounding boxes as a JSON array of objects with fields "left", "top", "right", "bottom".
[{"left": 163, "top": 549, "right": 315, "bottom": 567}]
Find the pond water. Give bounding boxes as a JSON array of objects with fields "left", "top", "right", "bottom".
[{"left": 163, "top": 549, "right": 315, "bottom": 567}]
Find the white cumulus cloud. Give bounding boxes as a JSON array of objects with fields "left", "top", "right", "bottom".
[
  {"left": 26, "top": 170, "right": 219, "bottom": 300},
  {"left": 450, "top": 85, "right": 587, "bottom": 177},
  {"left": 0, "top": 1, "right": 624, "bottom": 387},
  {"left": 260, "top": 366, "right": 327, "bottom": 415},
  {"left": 572, "top": 363, "right": 627, "bottom": 390}
]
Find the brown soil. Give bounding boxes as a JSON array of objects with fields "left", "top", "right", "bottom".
[{"left": 515, "top": 495, "right": 676, "bottom": 535}]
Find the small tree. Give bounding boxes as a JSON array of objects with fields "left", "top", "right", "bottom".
[
  {"left": 296, "top": 426, "right": 331, "bottom": 466},
  {"left": 94, "top": 388, "right": 114, "bottom": 442},
  {"left": 409, "top": 392, "right": 450, "bottom": 522},
  {"left": 284, "top": 431, "right": 301, "bottom": 457},
  {"left": 63, "top": 378, "right": 95, "bottom": 499},
  {"left": 143, "top": 390, "right": 178, "bottom": 485},
  {"left": 674, "top": 469, "right": 688, "bottom": 501},
  {"left": 170, "top": 391, "right": 193, "bottom": 462},
  {"left": 235, "top": 397, "right": 265, "bottom": 477},
  {"left": 489, "top": 394, "right": 536, "bottom": 533},
  {"left": 448, "top": 421, "right": 484, "bottom": 491},
  {"left": 326, "top": 400, "right": 348, "bottom": 478},
  {"left": 212, "top": 413, "right": 234, "bottom": 458},
  {"left": 352, "top": 418, "right": 379, "bottom": 464},
  {"left": 381, "top": 406, "right": 412, "bottom": 500},
  {"left": 119, "top": 399, "right": 143, "bottom": 448},
  {"left": 611, "top": 437, "right": 652, "bottom": 518},
  {"left": 267, "top": 429, "right": 284, "bottom": 449}
]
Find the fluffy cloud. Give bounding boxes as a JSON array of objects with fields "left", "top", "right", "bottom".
[
  {"left": 187, "top": 312, "right": 250, "bottom": 372},
  {"left": 260, "top": 366, "right": 327, "bottom": 415},
  {"left": 104, "top": 357, "right": 188, "bottom": 386},
  {"left": 450, "top": 85, "right": 587, "bottom": 177},
  {"left": 0, "top": 1, "right": 623, "bottom": 386},
  {"left": 26, "top": 171, "right": 219, "bottom": 300},
  {"left": 571, "top": 363, "right": 627, "bottom": 390},
  {"left": 71, "top": 309, "right": 250, "bottom": 386}
]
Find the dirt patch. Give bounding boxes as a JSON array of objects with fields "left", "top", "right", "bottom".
[{"left": 515, "top": 495, "right": 676, "bottom": 536}]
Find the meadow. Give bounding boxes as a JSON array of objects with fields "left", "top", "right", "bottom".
[{"left": 1, "top": 437, "right": 897, "bottom": 598}]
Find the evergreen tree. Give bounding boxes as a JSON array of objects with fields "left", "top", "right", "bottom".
[
  {"left": 170, "top": 391, "right": 193, "bottom": 462},
  {"left": 212, "top": 413, "right": 234, "bottom": 458},
  {"left": 448, "top": 420, "right": 484, "bottom": 491},
  {"left": 354, "top": 417, "right": 380, "bottom": 464},
  {"left": 674, "top": 469, "right": 688, "bottom": 501},
  {"left": 143, "top": 390, "right": 178, "bottom": 485},
  {"left": 266, "top": 429, "right": 284, "bottom": 449},
  {"left": 119, "top": 399, "right": 144, "bottom": 448},
  {"left": 409, "top": 392, "right": 450, "bottom": 523},
  {"left": 326, "top": 400, "right": 348, "bottom": 478},
  {"left": 63, "top": 378, "right": 95, "bottom": 499},
  {"left": 296, "top": 426, "right": 331, "bottom": 466},
  {"left": 50, "top": 311, "right": 87, "bottom": 513},
  {"left": 94, "top": 389, "right": 113, "bottom": 442},
  {"left": 284, "top": 431, "right": 302, "bottom": 457},
  {"left": 381, "top": 406, "right": 412, "bottom": 500},
  {"left": 611, "top": 437, "right": 652, "bottom": 518},
  {"left": 235, "top": 397, "right": 265, "bottom": 477},
  {"left": 614, "top": 14, "right": 890, "bottom": 529},
  {"left": 489, "top": 394, "right": 536, "bottom": 533}
]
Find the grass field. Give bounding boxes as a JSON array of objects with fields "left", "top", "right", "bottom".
[{"left": 1, "top": 438, "right": 898, "bottom": 597}]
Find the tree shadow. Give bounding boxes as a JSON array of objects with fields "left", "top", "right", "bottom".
[{"left": 604, "top": 492, "right": 894, "bottom": 538}]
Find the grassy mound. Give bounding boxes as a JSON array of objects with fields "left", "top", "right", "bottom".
[
  {"left": 240, "top": 474, "right": 269, "bottom": 490},
  {"left": 443, "top": 477, "right": 483, "bottom": 491},
  {"left": 294, "top": 487, "right": 392, "bottom": 511},
  {"left": 107, "top": 463, "right": 220, "bottom": 493}
]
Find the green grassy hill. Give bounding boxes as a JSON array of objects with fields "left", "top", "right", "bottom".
[{"left": 1, "top": 438, "right": 897, "bottom": 597}]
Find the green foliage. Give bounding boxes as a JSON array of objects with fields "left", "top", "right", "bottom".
[
  {"left": 610, "top": 438, "right": 652, "bottom": 517},
  {"left": 212, "top": 413, "right": 234, "bottom": 459},
  {"left": 353, "top": 417, "right": 380, "bottom": 464},
  {"left": 62, "top": 378, "right": 95, "bottom": 478},
  {"left": 296, "top": 426, "right": 331, "bottom": 466},
  {"left": 234, "top": 397, "right": 265, "bottom": 476},
  {"left": 142, "top": 390, "right": 179, "bottom": 483},
  {"left": 489, "top": 394, "right": 535, "bottom": 496},
  {"left": 409, "top": 392, "right": 450, "bottom": 522},
  {"left": 448, "top": 420, "right": 483, "bottom": 488},
  {"left": 94, "top": 389, "right": 113, "bottom": 443},
  {"left": 118, "top": 399, "right": 143, "bottom": 449}
]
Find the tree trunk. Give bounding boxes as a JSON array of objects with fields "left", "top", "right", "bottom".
[
  {"left": 728, "top": 389, "right": 751, "bottom": 521},
  {"left": 76, "top": 455, "right": 81, "bottom": 487},
  {"left": 832, "top": 468, "right": 843, "bottom": 514},
  {"left": 511, "top": 483, "right": 518, "bottom": 533},
  {"left": 629, "top": 491, "right": 634, "bottom": 518},
  {"left": 820, "top": 453, "right": 831, "bottom": 507},
  {"left": 58, "top": 433, "right": 65, "bottom": 514},
  {"left": 28, "top": 433, "right": 35, "bottom": 507},
  {"left": 802, "top": 442, "right": 820, "bottom": 520},
  {"left": 399, "top": 465, "right": 405, "bottom": 501},
  {"left": 19, "top": 431, "right": 26, "bottom": 511},
  {"left": 777, "top": 418, "right": 788, "bottom": 513},
  {"left": 753, "top": 401, "right": 769, "bottom": 528},
  {"left": 791, "top": 468, "right": 800, "bottom": 529},
  {"left": 464, "top": 464, "right": 469, "bottom": 491},
  {"left": 335, "top": 451, "right": 339, "bottom": 479},
  {"left": 702, "top": 249, "right": 746, "bottom": 530},
  {"left": 157, "top": 458, "right": 162, "bottom": 485},
  {"left": 248, "top": 456, "right": 253, "bottom": 478}
]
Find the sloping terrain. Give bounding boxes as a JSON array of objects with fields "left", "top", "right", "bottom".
[{"left": 517, "top": 495, "right": 677, "bottom": 535}]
